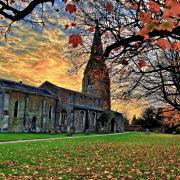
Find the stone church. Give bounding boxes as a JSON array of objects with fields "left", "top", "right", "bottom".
[{"left": 0, "top": 25, "right": 124, "bottom": 133}]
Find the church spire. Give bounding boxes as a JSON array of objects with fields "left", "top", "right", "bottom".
[
  {"left": 82, "top": 21, "right": 111, "bottom": 110},
  {"left": 90, "top": 21, "right": 103, "bottom": 58}
]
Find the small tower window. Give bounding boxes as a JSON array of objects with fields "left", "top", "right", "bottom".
[
  {"left": 14, "top": 100, "right": 19, "bottom": 118},
  {"left": 87, "top": 76, "right": 91, "bottom": 86},
  {"left": 91, "top": 112, "right": 96, "bottom": 126}
]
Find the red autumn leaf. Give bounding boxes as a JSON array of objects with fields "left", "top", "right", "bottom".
[
  {"left": 104, "top": 3, "right": 114, "bottom": 11},
  {"left": 138, "top": 25, "right": 150, "bottom": 39},
  {"left": 87, "top": 26, "right": 95, "bottom": 33},
  {"left": 121, "top": 60, "right": 129, "bottom": 65},
  {"left": 162, "top": 105, "right": 180, "bottom": 127},
  {"left": 162, "top": 9, "right": 171, "bottom": 18},
  {"left": 130, "top": 2, "right": 138, "bottom": 10},
  {"left": 138, "top": 60, "right": 146, "bottom": 68},
  {"left": 69, "top": 34, "right": 83, "bottom": 48},
  {"left": 166, "top": 0, "right": 173, "bottom": 8},
  {"left": 139, "top": 12, "right": 151, "bottom": 22},
  {"left": 9, "top": 0, "right": 15, "bottom": 4},
  {"left": 171, "top": 1, "right": 180, "bottom": 17},
  {"left": 172, "top": 42, "right": 180, "bottom": 50},
  {"left": 157, "top": 38, "right": 171, "bottom": 50},
  {"left": 65, "top": 4, "right": 77, "bottom": 14},
  {"left": 65, "top": 24, "right": 69, "bottom": 29},
  {"left": 148, "top": 1, "right": 160, "bottom": 12},
  {"left": 71, "top": 23, "right": 76, "bottom": 27}
]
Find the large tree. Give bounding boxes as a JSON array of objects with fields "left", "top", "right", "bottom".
[
  {"left": 66, "top": 0, "right": 180, "bottom": 54},
  {"left": 0, "top": 0, "right": 179, "bottom": 49},
  {"left": 0, "top": 0, "right": 179, "bottom": 109},
  {"left": 65, "top": 0, "right": 180, "bottom": 110}
]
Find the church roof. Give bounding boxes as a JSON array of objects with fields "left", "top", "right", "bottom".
[
  {"left": 41, "top": 81, "right": 101, "bottom": 99},
  {"left": 0, "top": 78, "right": 56, "bottom": 98},
  {"left": 73, "top": 104, "right": 103, "bottom": 112}
]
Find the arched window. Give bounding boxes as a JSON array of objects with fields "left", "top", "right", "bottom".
[
  {"left": 87, "top": 76, "right": 91, "bottom": 86},
  {"left": 79, "top": 111, "right": 85, "bottom": 126},
  {"left": 91, "top": 112, "right": 96, "bottom": 126},
  {"left": 31, "top": 116, "right": 36, "bottom": 130},
  {"left": 61, "top": 110, "right": 67, "bottom": 125},
  {"left": 14, "top": 100, "right": 19, "bottom": 118},
  {"left": 49, "top": 105, "right": 52, "bottom": 120},
  {"left": 79, "top": 96, "right": 82, "bottom": 104}
]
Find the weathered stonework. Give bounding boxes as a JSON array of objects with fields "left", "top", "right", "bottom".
[{"left": 0, "top": 81, "right": 56, "bottom": 132}]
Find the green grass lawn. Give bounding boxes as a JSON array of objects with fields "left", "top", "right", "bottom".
[{"left": 0, "top": 132, "right": 179, "bottom": 179}]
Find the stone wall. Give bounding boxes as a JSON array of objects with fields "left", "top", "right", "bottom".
[
  {"left": 0, "top": 91, "right": 10, "bottom": 131},
  {"left": 4, "top": 91, "right": 56, "bottom": 132}
]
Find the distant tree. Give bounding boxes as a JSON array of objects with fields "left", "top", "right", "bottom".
[
  {"left": 131, "top": 115, "right": 136, "bottom": 125},
  {"left": 124, "top": 115, "right": 129, "bottom": 126},
  {"left": 141, "top": 106, "right": 163, "bottom": 128},
  {"left": 155, "top": 107, "right": 164, "bottom": 126},
  {"left": 131, "top": 115, "right": 143, "bottom": 126}
]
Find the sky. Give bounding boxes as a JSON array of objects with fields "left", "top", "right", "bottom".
[{"left": 0, "top": 9, "right": 144, "bottom": 121}]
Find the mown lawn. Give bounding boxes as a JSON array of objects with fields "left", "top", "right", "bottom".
[{"left": 0, "top": 132, "right": 179, "bottom": 179}]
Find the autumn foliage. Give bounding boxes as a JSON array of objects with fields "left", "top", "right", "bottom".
[
  {"left": 162, "top": 106, "right": 180, "bottom": 128},
  {"left": 65, "top": 3, "right": 77, "bottom": 13},
  {"left": 64, "top": 0, "right": 180, "bottom": 53},
  {"left": 69, "top": 34, "right": 83, "bottom": 48}
]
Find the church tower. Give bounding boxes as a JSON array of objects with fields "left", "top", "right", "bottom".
[{"left": 82, "top": 23, "right": 111, "bottom": 110}]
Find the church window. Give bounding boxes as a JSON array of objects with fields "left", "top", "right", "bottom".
[
  {"left": 79, "top": 96, "right": 83, "bottom": 104},
  {"left": 79, "top": 111, "right": 85, "bottom": 126},
  {"left": 14, "top": 100, "right": 19, "bottom": 118},
  {"left": 49, "top": 105, "right": 53, "bottom": 120},
  {"left": 61, "top": 110, "right": 67, "bottom": 125},
  {"left": 69, "top": 93, "right": 74, "bottom": 104},
  {"left": 89, "top": 98, "right": 92, "bottom": 106},
  {"left": 98, "top": 99, "right": 102, "bottom": 107},
  {"left": 91, "top": 112, "right": 96, "bottom": 126}
]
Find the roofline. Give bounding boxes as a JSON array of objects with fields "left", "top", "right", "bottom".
[
  {"left": 0, "top": 78, "right": 57, "bottom": 98},
  {"left": 1, "top": 87, "right": 57, "bottom": 99},
  {"left": 41, "top": 81, "right": 101, "bottom": 99}
]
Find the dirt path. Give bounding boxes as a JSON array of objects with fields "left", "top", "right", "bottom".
[{"left": 0, "top": 132, "right": 127, "bottom": 145}]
